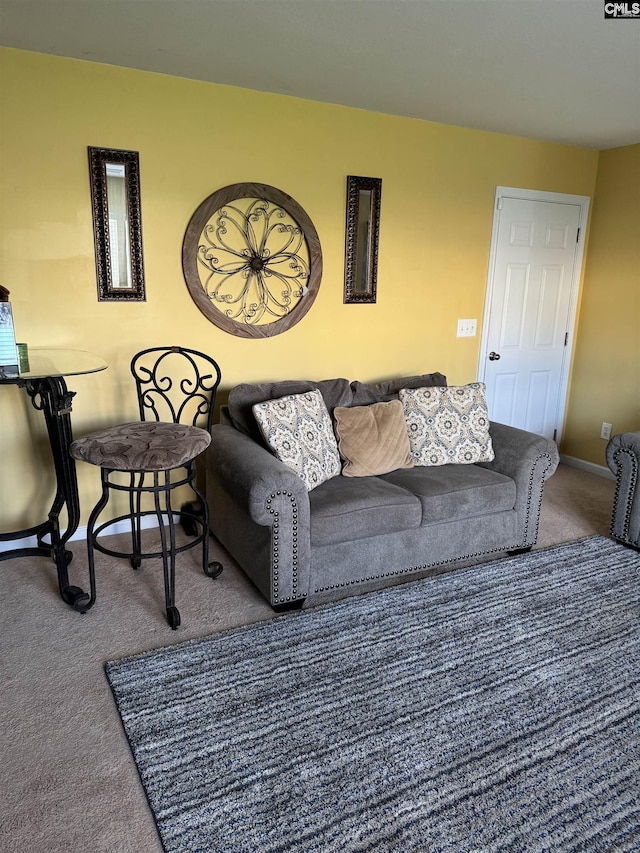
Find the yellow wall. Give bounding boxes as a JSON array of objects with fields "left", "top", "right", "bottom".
[
  {"left": 562, "top": 143, "right": 640, "bottom": 464},
  {"left": 0, "top": 47, "right": 601, "bottom": 531}
]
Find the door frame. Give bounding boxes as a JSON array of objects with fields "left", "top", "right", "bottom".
[{"left": 477, "top": 186, "right": 590, "bottom": 445}]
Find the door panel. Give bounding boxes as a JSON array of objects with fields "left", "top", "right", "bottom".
[{"left": 480, "top": 192, "right": 587, "bottom": 441}]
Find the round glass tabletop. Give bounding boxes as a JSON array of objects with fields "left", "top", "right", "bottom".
[{"left": 7, "top": 348, "right": 107, "bottom": 380}]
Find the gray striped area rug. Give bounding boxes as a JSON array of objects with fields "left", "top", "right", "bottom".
[{"left": 106, "top": 535, "right": 640, "bottom": 852}]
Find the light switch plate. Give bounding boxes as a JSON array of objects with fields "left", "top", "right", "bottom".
[{"left": 457, "top": 318, "right": 477, "bottom": 337}]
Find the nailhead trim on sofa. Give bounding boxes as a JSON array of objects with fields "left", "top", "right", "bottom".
[
  {"left": 609, "top": 444, "right": 638, "bottom": 544},
  {"left": 266, "top": 491, "right": 300, "bottom": 603}
]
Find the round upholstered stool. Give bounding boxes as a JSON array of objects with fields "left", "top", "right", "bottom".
[
  {"left": 69, "top": 345, "right": 223, "bottom": 629},
  {"left": 72, "top": 421, "right": 211, "bottom": 471},
  {"left": 70, "top": 421, "right": 221, "bottom": 629}
]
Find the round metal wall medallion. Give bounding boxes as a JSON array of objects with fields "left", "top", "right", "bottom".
[{"left": 182, "top": 182, "right": 322, "bottom": 338}]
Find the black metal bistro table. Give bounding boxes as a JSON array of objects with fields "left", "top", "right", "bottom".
[{"left": 0, "top": 348, "right": 107, "bottom": 611}]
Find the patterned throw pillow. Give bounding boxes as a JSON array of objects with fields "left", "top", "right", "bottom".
[
  {"left": 399, "top": 383, "right": 495, "bottom": 466},
  {"left": 252, "top": 390, "right": 341, "bottom": 490}
]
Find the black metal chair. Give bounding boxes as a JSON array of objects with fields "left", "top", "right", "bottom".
[{"left": 70, "top": 346, "right": 222, "bottom": 628}]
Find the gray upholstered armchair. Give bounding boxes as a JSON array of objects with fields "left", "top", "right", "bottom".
[{"left": 606, "top": 431, "right": 640, "bottom": 550}]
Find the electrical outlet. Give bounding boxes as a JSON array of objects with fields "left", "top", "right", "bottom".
[
  {"left": 457, "top": 319, "right": 477, "bottom": 337},
  {"left": 600, "top": 422, "right": 612, "bottom": 441}
]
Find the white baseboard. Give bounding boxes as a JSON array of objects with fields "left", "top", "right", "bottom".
[
  {"left": 560, "top": 454, "right": 614, "bottom": 480},
  {"left": 0, "top": 515, "right": 161, "bottom": 555}
]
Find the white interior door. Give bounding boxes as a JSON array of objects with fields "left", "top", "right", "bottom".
[{"left": 478, "top": 188, "right": 590, "bottom": 442}]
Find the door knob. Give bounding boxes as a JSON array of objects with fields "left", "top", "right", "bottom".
[{"left": 489, "top": 351, "right": 501, "bottom": 361}]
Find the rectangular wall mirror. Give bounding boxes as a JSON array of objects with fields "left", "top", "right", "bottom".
[
  {"left": 343, "top": 175, "right": 382, "bottom": 304},
  {"left": 88, "top": 146, "right": 146, "bottom": 301}
]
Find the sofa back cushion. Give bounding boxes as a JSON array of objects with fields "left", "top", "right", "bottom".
[
  {"left": 351, "top": 372, "right": 447, "bottom": 406},
  {"left": 227, "top": 372, "right": 447, "bottom": 445}
]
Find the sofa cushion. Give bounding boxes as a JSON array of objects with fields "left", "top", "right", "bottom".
[
  {"left": 333, "top": 400, "right": 414, "bottom": 477},
  {"left": 381, "top": 464, "right": 515, "bottom": 523},
  {"left": 252, "top": 390, "right": 341, "bottom": 491},
  {"left": 400, "top": 383, "right": 494, "bottom": 466},
  {"left": 309, "top": 475, "right": 422, "bottom": 546},
  {"left": 351, "top": 372, "right": 446, "bottom": 406},
  {"left": 229, "top": 378, "right": 352, "bottom": 443}
]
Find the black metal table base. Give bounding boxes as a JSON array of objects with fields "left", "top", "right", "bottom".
[{"left": 1, "top": 375, "right": 91, "bottom": 611}]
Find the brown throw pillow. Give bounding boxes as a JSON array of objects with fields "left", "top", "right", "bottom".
[{"left": 333, "top": 400, "right": 415, "bottom": 477}]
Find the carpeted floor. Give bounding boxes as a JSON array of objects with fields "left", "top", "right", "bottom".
[
  {"left": 106, "top": 536, "right": 640, "bottom": 853},
  {"left": 0, "top": 463, "right": 619, "bottom": 852}
]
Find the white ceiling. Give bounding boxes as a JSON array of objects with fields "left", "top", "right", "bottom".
[{"left": 1, "top": 0, "right": 639, "bottom": 149}]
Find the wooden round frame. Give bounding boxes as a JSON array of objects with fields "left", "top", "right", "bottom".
[{"left": 182, "top": 182, "right": 323, "bottom": 339}]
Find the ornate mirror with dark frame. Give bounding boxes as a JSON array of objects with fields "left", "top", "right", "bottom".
[
  {"left": 88, "top": 147, "right": 146, "bottom": 302},
  {"left": 182, "top": 182, "right": 323, "bottom": 339},
  {"left": 343, "top": 175, "right": 382, "bottom": 304}
]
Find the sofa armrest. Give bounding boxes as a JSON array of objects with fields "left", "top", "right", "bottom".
[
  {"left": 479, "top": 421, "right": 559, "bottom": 547},
  {"left": 206, "top": 422, "right": 311, "bottom": 605},
  {"left": 606, "top": 431, "right": 640, "bottom": 548},
  {"left": 209, "top": 422, "right": 309, "bottom": 525}
]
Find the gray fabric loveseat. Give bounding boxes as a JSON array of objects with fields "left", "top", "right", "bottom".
[{"left": 205, "top": 373, "right": 559, "bottom": 609}]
